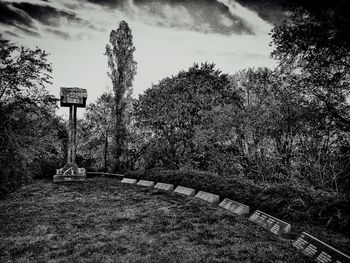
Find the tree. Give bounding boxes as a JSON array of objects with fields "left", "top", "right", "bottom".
[
  {"left": 134, "top": 63, "right": 242, "bottom": 169},
  {"left": 79, "top": 93, "right": 114, "bottom": 172},
  {"left": 105, "top": 21, "right": 137, "bottom": 172},
  {"left": 0, "top": 36, "right": 52, "bottom": 102},
  {"left": 271, "top": 3, "right": 350, "bottom": 192},
  {"left": 271, "top": 5, "right": 350, "bottom": 131},
  {"left": 0, "top": 36, "right": 64, "bottom": 197}
]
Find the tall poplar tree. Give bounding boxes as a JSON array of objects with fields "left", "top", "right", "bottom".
[{"left": 105, "top": 21, "right": 137, "bottom": 171}]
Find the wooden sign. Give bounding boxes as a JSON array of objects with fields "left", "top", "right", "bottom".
[
  {"left": 195, "top": 191, "right": 220, "bottom": 204},
  {"left": 293, "top": 232, "right": 350, "bottom": 263},
  {"left": 219, "top": 198, "right": 249, "bottom": 215},
  {"left": 137, "top": 180, "right": 155, "bottom": 187},
  {"left": 174, "top": 186, "right": 196, "bottom": 196},
  {"left": 154, "top": 182, "right": 174, "bottom": 191},
  {"left": 249, "top": 210, "right": 291, "bottom": 235},
  {"left": 60, "top": 87, "right": 87, "bottom": 107}
]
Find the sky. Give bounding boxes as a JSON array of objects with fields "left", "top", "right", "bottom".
[{"left": 0, "top": 0, "right": 288, "bottom": 115}]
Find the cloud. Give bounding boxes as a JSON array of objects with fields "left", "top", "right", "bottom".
[
  {"left": 0, "top": 2, "right": 35, "bottom": 27},
  {"left": 11, "top": 2, "right": 93, "bottom": 28},
  {"left": 130, "top": 0, "right": 255, "bottom": 35},
  {"left": 45, "top": 28, "right": 71, "bottom": 40},
  {"left": 235, "top": 0, "right": 288, "bottom": 25},
  {"left": 0, "top": 0, "right": 284, "bottom": 40},
  {"left": 0, "top": 1, "right": 95, "bottom": 38}
]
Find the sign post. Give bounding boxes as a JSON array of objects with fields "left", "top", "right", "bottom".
[{"left": 53, "top": 87, "right": 87, "bottom": 183}]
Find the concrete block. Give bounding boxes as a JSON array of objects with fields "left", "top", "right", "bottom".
[
  {"left": 249, "top": 210, "right": 291, "bottom": 235},
  {"left": 121, "top": 178, "right": 137, "bottom": 184},
  {"left": 195, "top": 191, "right": 219, "bottom": 204},
  {"left": 293, "top": 232, "right": 350, "bottom": 262},
  {"left": 219, "top": 198, "right": 249, "bottom": 215},
  {"left": 137, "top": 180, "right": 155, "bottom": 187},
  {"left": 174, "top": 186, "right": 196, "bottom": 196},
  {"left": 154, "top": 182, "right": 174, "bottom": 191}
]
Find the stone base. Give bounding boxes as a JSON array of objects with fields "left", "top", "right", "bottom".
[{"left": 53, "top": 174, "right": 86, "bottom": 183}]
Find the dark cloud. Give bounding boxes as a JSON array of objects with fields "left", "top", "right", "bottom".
[
  {"left": 0, "top": 1, "right": 96, "bottom": 38},
  {"left": 0, "top": 2, "right": 35, "bottom": 27},
  {"left": 85, "top": 0, "right": 126, "bottom": 8},
  {"left": 235, "top": 0, "right": 288, "bottom": 25},
  {"left": 133, "top": 0, "right": 254, "bottom": 35},
  {"left": 11, "top": 2, "right": 91, "bottom": 27}
]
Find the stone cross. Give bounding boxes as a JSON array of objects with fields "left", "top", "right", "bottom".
[{"left": 53, "top": 87, "right": 87, "bottom": 183}]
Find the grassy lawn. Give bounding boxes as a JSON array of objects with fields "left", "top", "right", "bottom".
[{"left": 0, "top": 178, "right": 310, "bottom": 263}]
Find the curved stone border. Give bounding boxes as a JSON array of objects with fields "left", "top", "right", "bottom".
[{"left": 114, "top": 175, "right": 350, "bottom": 261}]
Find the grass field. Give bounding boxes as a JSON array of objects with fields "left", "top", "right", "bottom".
[{"left": 0, "top": 178, "right": 311, "bottom": 263}]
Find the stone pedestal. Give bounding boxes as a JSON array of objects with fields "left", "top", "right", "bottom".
[{"left": 53, "top": 165, "right": 86, "bottom": 183}]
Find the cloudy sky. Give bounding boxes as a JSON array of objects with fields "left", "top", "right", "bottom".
[{"left": 0, "top": 0, "right": 287, "bottom": 109}]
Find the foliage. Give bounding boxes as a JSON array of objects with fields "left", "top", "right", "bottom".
[
  {"left": 0, "top": 37, "right": 52, "bottom": 102},
  {"left": 0, "top": 36, "right": 64, "bottom": 197},
  {"left": 270, "top": 5, "right": 350, "bottom": 194},
  {"left": 78, "top": 92, "right": 114, "bottom": 171},
  {"left": 134, "top": 63, "right": 242, "bottom": 169},
  {"left": 105, "top": 21, "right": 137, "bottom": 172},
  {"left": 271, "top": 6, "right": 350, "bottom": 131}
]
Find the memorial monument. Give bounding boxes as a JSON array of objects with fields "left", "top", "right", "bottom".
[{"left": 53, "top": 87, "right": 87, "bottom": 183}]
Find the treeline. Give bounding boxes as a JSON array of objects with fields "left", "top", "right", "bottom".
[
  {"left": 80, "top": 63, "right": 349, "bottom": 195},
  {"left": 0, "top": 38, "right": 67, "bottom": 198}
]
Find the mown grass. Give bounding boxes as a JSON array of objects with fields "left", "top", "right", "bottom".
[
  {"left": 124, "top": 169, "right": 350, "bottom": 253},
  {"left": 0, "top": 178, "right": 310, "bottom": 263}
]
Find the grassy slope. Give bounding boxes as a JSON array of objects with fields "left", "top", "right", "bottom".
[{"left": 0, "top": 178, "right": 311, "bottom": 263}]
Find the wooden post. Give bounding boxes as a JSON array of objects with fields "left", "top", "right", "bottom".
[
  {"left": 72, "top": 105, "right": 77, "bottom": 164},
  {"left": 54, "top": 87, "right": 87, "bottom": 182},
  {"left": 68, "top": 105, "right": 73, "bottom": 164}
]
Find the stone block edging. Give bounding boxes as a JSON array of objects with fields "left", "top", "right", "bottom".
[
  {"left": 219, "top": 198, "right": 250, "bottom": 215},
  {"left": 249, "top": 210, "right": 291, "bottom": 236},
  {"left": 154, "top": 182, "right": 174, "bottom": 191},
  {"left": 137, "top": 180, "right": 155, "bottom": 187},
  {"left": 174, "top": 185, "right": 196, "bottom": 196},
  {"left": 293, "top": 232, "right": 350, "bottom": 263},
  {"left": 121, "top": 178, "right": 138, "bottom": 184},
  {"left": 120, "top": 176, "right": 350, "bottom": 262},
  {"left": 195, "top": 190, "right": 220, "bottom": 204}
]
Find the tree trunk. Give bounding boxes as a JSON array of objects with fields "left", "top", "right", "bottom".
[{"left": 104, "top": 131, "right": 108, "bottom": 172}]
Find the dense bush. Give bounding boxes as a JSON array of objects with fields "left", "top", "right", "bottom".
[{"left": 124, "top": 169, "right": 349, "bottom": 234}]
